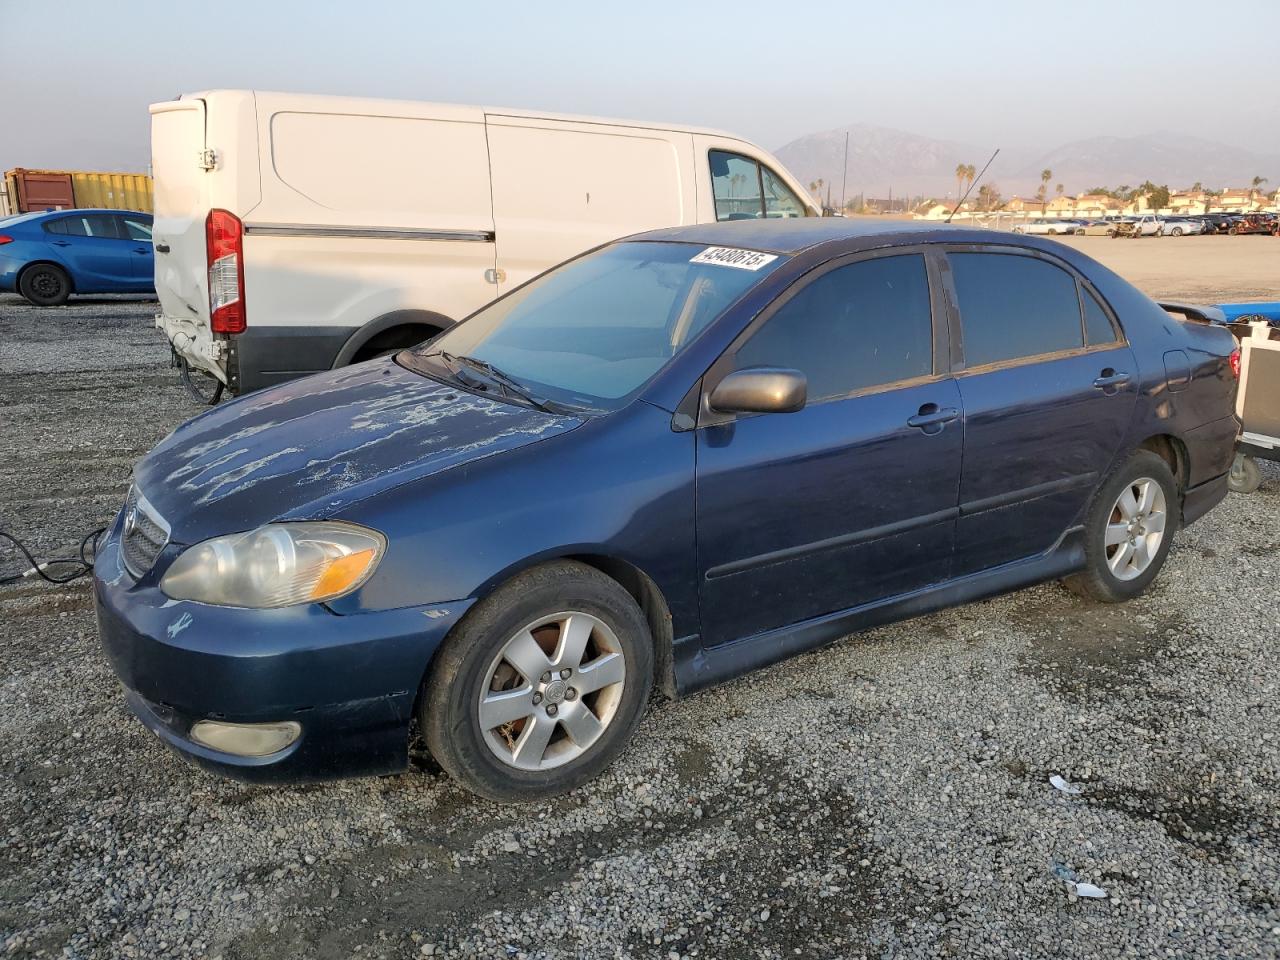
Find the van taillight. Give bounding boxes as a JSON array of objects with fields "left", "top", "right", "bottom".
[
  {"left": 205, "top": 209, "right": 245, "bottom": 334},
  {"left": 1229, "top": 349, "right": 1241, "bottom": 380}
]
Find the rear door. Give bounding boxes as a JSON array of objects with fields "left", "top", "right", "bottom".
[
  {"left": 941, "top": 247, "right": 1137, "bottom": 575},
  {"left": 695, "top": 250, "right": 962, "bottom": 647},
  {"left": 116, "top": 214, "right": 154, "bottom": 286},
  {"left": 43, "top": 213, "right": 135, "bottom": 288},
  {"left": 487, "top": 117, "right": 693, "bottom": 292},
  {"left": 150, "top": 99, "right": 210, "bottom": 325}
]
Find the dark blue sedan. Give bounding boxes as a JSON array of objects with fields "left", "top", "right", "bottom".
[
  {"left": 0, "top": 208, "right": 154, "bottom": 305},
  {"left": 94, "top": 220, "right": 1238, "bottom": 800}
]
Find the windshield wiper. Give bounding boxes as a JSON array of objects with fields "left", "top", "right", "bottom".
[{"left": 434, "top": 351, "right": 562, "bottom": 413}]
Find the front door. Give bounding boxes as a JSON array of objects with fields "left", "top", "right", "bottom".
[
  {"left": 695, "top": 251, "right": 963, "bottom": 648},
  {"left": 942, "top": 248, "right": 1138, "bottom": 575},
  {"left": 117, "top": 214, "right": 155, "bottom": 288}
]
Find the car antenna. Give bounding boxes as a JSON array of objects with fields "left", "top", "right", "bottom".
[{"left": 947, "top": 148, "right": 1000, "bottom": 223}]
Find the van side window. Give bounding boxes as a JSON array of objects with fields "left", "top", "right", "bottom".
[
  {"left": 710, "top": 151, "right": 764, "bottom": 221},
  {"left": 1082, "top": 287, "right": 1119, "bottom": 346},
  {"left": 735, "top": 254, "right": 934, "bottom": 402},
  {"left": 762, "top": 167, "right": 805, "bottom": 218},
  {"left": 949, "top": 253, "right": 1084, "bottom": 367}
]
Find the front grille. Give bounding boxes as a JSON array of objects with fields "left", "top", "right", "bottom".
[{"left": 121, "top": 485, "right": 170, "bottom": 579}]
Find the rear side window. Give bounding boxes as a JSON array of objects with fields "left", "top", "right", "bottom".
[
  {"left": 949, "top": 253, "right": 1083, "bottom": 366},
  {"left": 44, "top": 218, "right": 72, "bottom": 235},
  {"left": 735, "top": 254, "right": 934, "bottom": 402},
  {"left": 45, "top": 215, "right": 120, "bottom": 239},
  {"left": 1082, "top": 287, "right": 1118, "bottom": 345}
]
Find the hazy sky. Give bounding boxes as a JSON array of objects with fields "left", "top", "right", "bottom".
[{"left": 2, "top": 0, "right": 1278, "bottom": 175}]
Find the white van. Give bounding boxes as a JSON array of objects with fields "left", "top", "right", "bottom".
[{"left": 150, "top": 90, "right": 817, "bottom": 395}]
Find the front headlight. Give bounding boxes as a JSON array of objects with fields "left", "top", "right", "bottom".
[{"left": 159, "top": 522, "right": 386, "bottom": 608}]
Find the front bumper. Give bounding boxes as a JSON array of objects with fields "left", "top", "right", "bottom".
[{"left": 93, "top": 523, "right": 473, "bottom": 783}]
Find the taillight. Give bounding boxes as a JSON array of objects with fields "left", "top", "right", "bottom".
[
  {"left": 205, "top": 209, "right": 245, "bottom": 334},
  {"left": 0, "top": 235, "right": 13, "bottom": 245},
  {"left": 1229, "top": 349, "right": 1241, "bottom": 380}
]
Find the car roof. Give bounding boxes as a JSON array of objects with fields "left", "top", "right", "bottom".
[
  {"left": 630, "top": 217, "right": 1022, "bottom": 256},
  {"left": 21, "top": 208, "right": 151, "bottom": 218}
]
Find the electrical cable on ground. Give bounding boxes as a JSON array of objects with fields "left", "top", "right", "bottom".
[{"left": 0, "top": 527, "right": 106, "bottom": 586}]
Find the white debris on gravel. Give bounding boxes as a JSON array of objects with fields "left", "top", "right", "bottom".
[{"left": 1, "top": 294, "right": 1279, "bottom": 959}]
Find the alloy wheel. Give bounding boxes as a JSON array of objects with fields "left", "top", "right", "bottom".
[
  {"left": 1105, "top": 477, "right": 1167, "bottom": 581},
  {"left": 478, "top": 611, "right": 626, "bottom": 771}
]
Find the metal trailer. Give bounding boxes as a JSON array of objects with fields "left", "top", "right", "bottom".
[{"left": 1217, "top": 302, "right": 1280, "bottom": 493}]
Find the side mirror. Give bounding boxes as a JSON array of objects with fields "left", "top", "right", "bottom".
[{"left": 708, "top": 367, "right": 807, "bottom": 415}]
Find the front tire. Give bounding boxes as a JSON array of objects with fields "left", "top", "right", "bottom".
[
  {"left": 1065, "top": 450, "right": 1179, "bottom": 603},
  {"left": 18, "top": 264, "right": 71, "bottom": 306},
  {"left": 1171, "top": 227, "right": 1183, "bottom": 236},
  {"left": 422, "top": 561, "right": 654, "bottom": 802}
]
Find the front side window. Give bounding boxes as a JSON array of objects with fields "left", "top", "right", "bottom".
[
  {"left": 120, "top": 217, "right": 153, "bottom": 241},
  {"left": 762, "top": 167, "right": 805, "bottom": 218},
  {"left": 405, "top": 241, "right": 785, "bottom": 410},
  {"left": 949, "top": 253, "right": 1083, "bottom": 367},
  {"left": 734, "top": 254, "right": 934, "bottom": 403},
  {"left": 710, "top": 150, "right": 764, "bottom": 221}
]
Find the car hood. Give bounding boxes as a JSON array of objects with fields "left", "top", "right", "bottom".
[{"left": 135, "top": 359, "right": 582, "bottom": 544}]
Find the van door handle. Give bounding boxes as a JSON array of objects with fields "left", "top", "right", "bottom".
[
  {"left": 1093, "top": 369, "right": 1131, "bottom": 392},
  {"left": 907, "top": 404, "right": 960, "bottom": 434},
  {"left": 154, "top": 243, "right": 170, "bottom": 254}
]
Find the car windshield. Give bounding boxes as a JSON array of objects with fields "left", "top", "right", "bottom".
[{"left": 403, "top": 241, "right": 785, "bottom": 411}]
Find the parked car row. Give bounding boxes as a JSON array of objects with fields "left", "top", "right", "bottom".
[
  {"left": 1012, "top": 213, "right": 1279, "bottom": 238},
  {"left": 0, "top": 208, "right": 155, "bottom": 304}
]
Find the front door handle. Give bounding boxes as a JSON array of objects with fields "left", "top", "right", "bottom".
[
  {"left": 1093, "top": 369, "right": 1132, "bottom": 392},
  {"left": 133, "top": 247, "right": 150, "bottom": 254},
  {"left": 907, "top": 403, "right": 960, "bottom": 435}
]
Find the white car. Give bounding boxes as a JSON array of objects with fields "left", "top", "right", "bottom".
[
  {"left": 1159, "top": 218, "right": 1204, "bottom": 236},
  {"left": 1012, "top": 220, "right": 1078, "bottom": 235}
]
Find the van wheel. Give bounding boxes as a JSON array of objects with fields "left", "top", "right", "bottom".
[
  {"left": 422, "top": 561, "right": 654, "bottom": 802},
  {"left": 1065, "top": 451, "right": 1179, "bottom": 603},
  {"left": 1228, "top": 453, "right": 1262, "bottom": 494},
  {"left": 19, "top": 264, "right": 71, "bottom": 306}
]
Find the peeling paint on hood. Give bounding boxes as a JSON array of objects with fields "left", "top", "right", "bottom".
[{"left": 135, "top": 360, "right": 582, "bottom": 543}]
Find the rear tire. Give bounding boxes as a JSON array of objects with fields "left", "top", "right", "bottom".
[
  {"left": 18, "top": 264, "right": 71, "bottom": 306},
  {"left": 422, "top": 561, "right": 654, "bottom": 802},
  {"left": 1065, "top": 450, "right": 1179, "bottom": 604},
  {"left": 1228, "top": 453, "right": 1262, "bottom": 494},
  {"left": 1171, "top": 227, "right": 1183, "bottom": 236}
]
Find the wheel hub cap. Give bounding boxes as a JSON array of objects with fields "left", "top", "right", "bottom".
[
  {"left": 477, "top": 611, "right": 627, "bottom": 771},
  {"left": 1105, "top": 477, "right": 1167, "bottom": 581}
]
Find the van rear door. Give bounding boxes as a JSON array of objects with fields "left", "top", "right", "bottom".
[{"left": 150, "top": 99, "right": 216, "bottom": 371}]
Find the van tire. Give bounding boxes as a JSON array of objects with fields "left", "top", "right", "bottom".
[
  {"left": 421, "top": 561, "right": 653, "bottom": 802},
  {"left": 19, "top": 264, "right": 71, "bottom": 306},
  {"left": 1064, "top": 450, "right": 1179, "bottom": 604}
]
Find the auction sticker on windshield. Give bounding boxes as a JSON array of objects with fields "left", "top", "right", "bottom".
[{"left": 690, "top": 246, "right": 779, "bottom": 271}]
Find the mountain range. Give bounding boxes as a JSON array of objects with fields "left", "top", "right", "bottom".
[{"left": 773, "top": 124, "right": 1280, "bottom": 203}]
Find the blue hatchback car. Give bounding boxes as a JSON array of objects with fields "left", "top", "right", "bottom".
[
  {"left": 0, "top": 208, "right": 155, "bottom": 305},
  {"left": 94, "top": 220, "right": 1238, "bottom": 801}
]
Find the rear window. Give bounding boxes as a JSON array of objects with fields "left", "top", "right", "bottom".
[
  {"left": 949, "top": 253, "right": 1083, "bottom": 367},
  {"left": 1082, "top": 288, "right": 1118, "bottom": 346}
]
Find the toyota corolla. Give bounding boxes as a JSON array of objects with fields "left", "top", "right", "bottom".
[{"left": 94, "top": 220, "right": 1238, "bottom": 801}]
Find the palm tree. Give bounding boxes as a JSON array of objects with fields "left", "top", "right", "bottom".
[
  {"left": 1250, "top": 175, "right": 1268, "bottom": 204},
  {"left": 955, "top": 163, "right": 967, "bottom": 199},
  {"left": 1037, "top": 168, "right": 1053, "bottom": 212}
]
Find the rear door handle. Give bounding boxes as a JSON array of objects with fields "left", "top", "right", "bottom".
[
  {"left": 51, "top": 240, "right": 71, "bottom": 247},
  {"left": 1093, "top": 370, "right": 1132, "bottom": 391},
  {"left": 154, "top": 243, "right": 170, "bottom": 254},
  {"left": 907, "top": 404, "right": 960, "bottom": 434}
]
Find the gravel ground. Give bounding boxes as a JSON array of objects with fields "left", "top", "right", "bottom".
[{"left": 2, "top": 287, "right": 1279, "bottom": 960}]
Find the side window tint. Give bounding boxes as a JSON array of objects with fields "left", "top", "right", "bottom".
[
  {"left": 761, "top": 167, "right": 805, "bottom": 218},
  {"left": 735, "top": 254, "right": 933, "bottom": 402},
  {"left": 710, "top": 150, "right": 762, "bottom": 221},
  {"left": 83, "top": 214, "right": 121, "bottom": 239},
  {"left": 59, "top": 217, "right": 90, "bottom": 237},
  {"left": 121, "top": 217, "right": 153, "bottom": 241},
  {"left": 43, "top": 218, "right": 68, "bottom": 235},
  {"left": 1082, "top": 287, "right": 1118, "bottom": 345},
  {"left": 949, "top": 253, "right": 1083, "bottom": 366}
]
